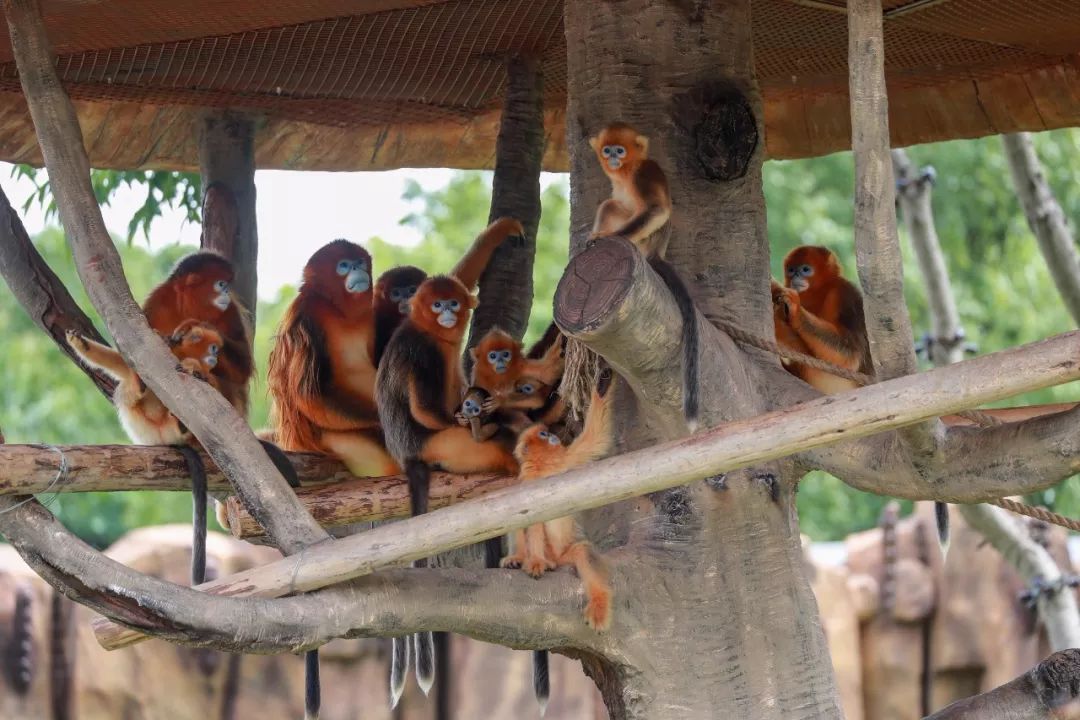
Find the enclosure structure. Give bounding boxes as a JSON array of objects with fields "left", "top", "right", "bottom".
[{"left": 1, "top": 1, "right": 1080, "bottom": 719}]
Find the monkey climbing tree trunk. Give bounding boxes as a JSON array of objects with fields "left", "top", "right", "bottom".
[
  {"left": 1001, "top": 132, "right": 1080, "bottom": 327},
  {"left": 559, "top": 1, "right": 841, "bottom": 717}
]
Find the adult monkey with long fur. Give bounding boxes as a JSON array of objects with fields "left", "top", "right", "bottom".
[
  {"left": 376, "top": 269, "right": 521, "bottom": 709},
  {"left": 268, "top": 240, "right": 399, "bottom": 477},
  {"left": 770, "top": 246, "right": 963, "bottom": 557},
  {"left": 588, "top": 122, "right": 700, "bottom": 429}
]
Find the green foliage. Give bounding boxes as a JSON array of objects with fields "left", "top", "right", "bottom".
[
  {"left": 2, "top": 132, "right": 1079, "bottom": 547},
  {"left": 13, "top": 165, "right": 201, "bottom": 244}
]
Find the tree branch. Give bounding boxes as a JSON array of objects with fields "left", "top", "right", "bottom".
[
  {"left": 0, "top": 183, "right": 115, "bottom": 398},
  {"left": 958, "top": 504, "right": 1080, "bottom": 651},
  {"left": 91, "top": 326, "right": 1080, "bottom": 648},
  {"left": 1002, "top": 132, "right": 1080, "bottom": 326},
  {"left": 2, "top": 0, "right": 327, "bottom": 555},
  {"left": 925, "top": 649, "right": 1080, "bottom": 719},
  {"left": 555, "top": 237, "right": 759, "bottom": 432},
  {"left": 0, "top": 495, "right": 596, "bottom": 656},
  {"left": 893, "top": 148, "right": 966, "bottom": 365}
]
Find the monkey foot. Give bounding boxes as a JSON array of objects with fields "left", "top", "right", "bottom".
[
  {"left": 584, "top": 590, "right": 612, "bottom": 632},
  {"left": 499, "top": 555, "right": 525, "bottom": 570},
  {"left": 523, "top": 557, "right": 556, "bottom": 579}
]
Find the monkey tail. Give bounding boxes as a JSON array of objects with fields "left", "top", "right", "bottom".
[
  {"left": 177, "top": 445, "right": 207, "bottom": 585},
  {"left": 390, "top": 636, "right": 411, "bottom": 708},
  {"left": 533, "top": 650, "right": 550, "bottom": 716},
  {"left": 404, "top": 459, "right": 437, "bottom": 696},
  {"left": 304, "top": 649, "right": 320, "bottom": 720},
  {"left": 649, "top": 257, "right": 700, "bottom": 431},
  {"left": 935, "top": 502, "right": 950, "bottom": 561},
  {"left": 259, "top": 439, "right": 300, "bottom": 488}
]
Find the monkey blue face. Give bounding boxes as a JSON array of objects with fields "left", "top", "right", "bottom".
[
  {"left": 461, "top": 396, "right": 484, "bottom": 418},
  {"left": 785, "top": 262, "right": 814, "bottom": 292},
  {"left": 336, "top": 258, "right": 372, "bottom": 294},
  {"left": 486, "top": 348, "right": 513, "bottom": 374},
  {"left": 431, "top": 298, "right": 462, "bottom": 328},
  {"left": 203, "top": 342, "right": 220, "bottom": 368},
  {"left": 211, "top": 278, "right": 231, "bottom": 311},
  {"left": 515, "top": 380, "right": 536, "bottom": 395},
  {"left": 600, "top": 144, "right": 627, "bottom": 170},
  {"left": 537, "top": 430, "right": 561, "bottom": 446},
  {"left": 389, "top": 284, "right": 418, "bottom": 315}
]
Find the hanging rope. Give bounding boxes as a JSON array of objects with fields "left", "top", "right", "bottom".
[{"left": 706, "top": 314, "right": 1079, "bottom": 533}]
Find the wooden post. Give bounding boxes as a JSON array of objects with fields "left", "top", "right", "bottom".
[
  {"left": 847, "top": 0, "right": 917, "bottom": 382},
  {"left": 198, "top": 111, "right": 258, "bottom": 318},
  {"left": 465, "top": 55, "right": 544, "bottom": 364}
]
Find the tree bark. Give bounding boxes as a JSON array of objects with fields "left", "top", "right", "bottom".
[
  {"left": 562, "top": 0, "right": 833, "bottom": 716},
  {"left": 1002, "top": 132, "right": 1080, "bottom": 326},
  {"left": 0, "top": 183, "right": 115, "bottom": 398},
  {"left": 462, "top": 55, "right": 545, "bottom": 377},
  {"left": 198, "top": 111, "right": 258, "bottom": 318}
]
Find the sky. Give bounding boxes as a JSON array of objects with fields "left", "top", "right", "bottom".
[{"left": 1, "top": 162, "right": 562, "bottom": 301}]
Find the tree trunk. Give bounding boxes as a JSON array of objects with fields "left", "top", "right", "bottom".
[
  {"left": 1001, "top": 132, "right": 1080, "bottom": 327},
  {"left": 563, "top": 1, "right": 841, "bottom": 717},
  {"left": 198, "top": 111, "right": 258, "bottom": 318},
  {"left": 465, "top": 54, "right": 544, "bottom": 360}
]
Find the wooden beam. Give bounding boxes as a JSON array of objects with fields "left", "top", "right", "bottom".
[
  {"left": 223, "top": 472, "right": 509, "bottom": 541},
  {"left": 92, "top": 328, "right": 1080, "bottom": 651}
]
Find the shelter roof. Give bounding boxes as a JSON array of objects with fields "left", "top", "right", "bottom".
[{"left": 0, "top": 0, "right": 1078, "bottom": 171}]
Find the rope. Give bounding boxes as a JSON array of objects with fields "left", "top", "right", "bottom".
[
  {"left": 990, "top": 498, "right": 1080, "bottom": 534},
  {"left": 707, "top": 314, "right": 1079, "bottom": 533}
]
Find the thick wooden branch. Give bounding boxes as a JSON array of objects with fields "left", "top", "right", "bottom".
[
  {"left": 465, "top": 53, "right": 544, "bottom": 362},
  {"left": 2, "top": 0, "right": 327, "bottom": 555},
  {"left": 0, "top": 183, "right": 115, "bottom": 398},
  {"left": 848, "top": 0, "right": 917, "bottom": 382},
  {"left": 555, "top": 237, "right": 758, "bottom": 430},
  {"left": 0, "top": 496, "right": 595, "bottom": 656},
  {"left": 0, "top": 445, "right": 344, "bottom": 494},
  {"left": 925, "top": 649, "right": 1080, "bottom": 719},
  {"left": 93, "top": 327, "right": 1080, "bottom": 649},
  {"left": 223, "top": 471, "right": 508, "bottom": 541},
  {"left": 1002, "top": 132, "right": 1080, "bottom": 327}
]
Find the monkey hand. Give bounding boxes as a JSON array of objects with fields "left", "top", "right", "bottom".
[
  {"left": 481, "top": 395, "right": 501, "bottom": 413},
  {"left": 64, "top": 329, "right": 89, "bottom": 353},
  {"left": 775, "top": 286, "right": 801, "bottom": 327},
  {"left": 499, "top": 552, "right": 526, "bottom": 570},
  {"left": 179, "top": 358, "right": 210, "bottom": 382},
  {"left": 454, "top": 411, "right": 470, "bottom": 427}
]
